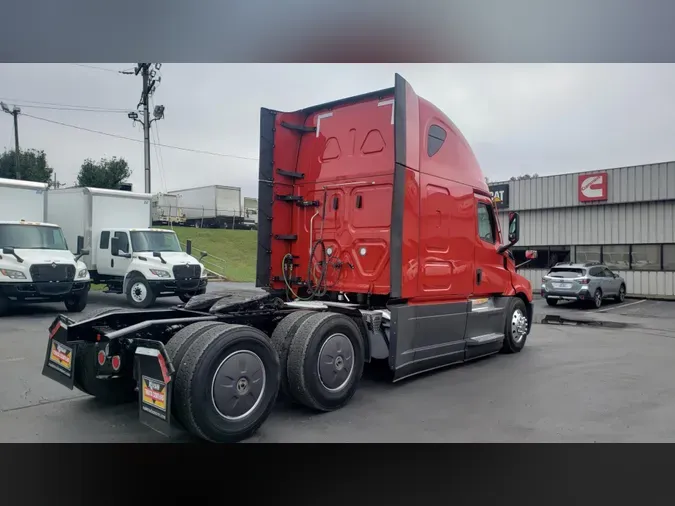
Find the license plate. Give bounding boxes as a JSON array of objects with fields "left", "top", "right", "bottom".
[
  {"left": 48, "top": 341, "right": 73, "bottom": 376},
  {"left": 552, "top": 282, "right": 572, "bottom": 289}
]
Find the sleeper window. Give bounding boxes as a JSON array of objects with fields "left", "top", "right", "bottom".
[{"left": 427, "top": 124, "right": 447, "bottom": 157}]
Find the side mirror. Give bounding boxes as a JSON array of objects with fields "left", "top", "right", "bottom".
[
  {"left": 525, "top": 250, "right": 538, "bottom": 259},
  {"left": 152, "top": 251, "right": 162, "bottom": 258},
  {"left": 2, "top": 246, "right": 14, "bottom": 254},
  {"left": 75, "top": 248, "right": 89, "bottom": 262},
  {"left": 199, "top": 251, "right": 208, "bottom": 261},
  {"left": 76, "top": 235, "right": 84, "bottom": 255},
  {"left": 186, "top": 239, "right": 192, "bottom": 255},
  {"left": 508, "top": 212, "right": 520, "bottom": 244},
  {"left": 110, "top": 237, "right": 120, "bottom": 256}
]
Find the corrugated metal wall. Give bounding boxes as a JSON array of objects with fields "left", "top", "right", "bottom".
[
  {"left": 519, "top": 268, "right": 675, "bottom": 299},
  {"left": 498, "top": 201, "right": 675, "bottom": 246},
  {"left": 493, "top": 161, "right": 675, "bottom": 211}
]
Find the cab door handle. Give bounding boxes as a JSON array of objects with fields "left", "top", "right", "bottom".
[{"left": 476, "top": 269, "right": 482, "bottom": 285}]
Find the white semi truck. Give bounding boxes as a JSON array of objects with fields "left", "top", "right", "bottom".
[
  {"left": 0, "top": 178, "right": 90, "bottom": 316},
  {"left": 151, "top": 192, "right": 186, "bottom": 226},
  {"left": 242, "top": 196, "right": 258, "bottom": 230},
  {"left": 169, "top": 185, "right": 242, "bottom": 229},
  {"left": 47, "top": 187, "right": 209, "bottom": 308}
]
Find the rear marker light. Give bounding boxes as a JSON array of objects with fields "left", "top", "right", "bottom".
[
  {"left": 97, "top": 350, "right": 106, "bottom": 366},
  {"left": 111, "top": 355, "right": 121, "bottom": 371}
]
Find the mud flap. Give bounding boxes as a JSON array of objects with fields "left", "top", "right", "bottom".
[
  {"left": 135, "top": 346, "right": 174, "bottom": 437},
  {"left": 41, "top": 317, "right": 77, "bottom": 390}
]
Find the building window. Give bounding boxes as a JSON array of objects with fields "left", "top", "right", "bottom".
[
  {"left": 99, "top": 231, "right": 110, "bottom": 249},
  {"left": 548, "top": 246, "right": 571, "bottom": 267},
  {"left": 663, "top": 245, "right": 675, "bottom": 271},
  {"left": 631, "top": 244, "right": 661, "bottom": 271},
  {"left": 576, "top": 245, "right": 601, "bottom": 264},
  {"left": 427, "top": 124, "right": 447, "bottom": 157},
  {"left": 602, "top": 245, "right": 630, "bottom": 270}
]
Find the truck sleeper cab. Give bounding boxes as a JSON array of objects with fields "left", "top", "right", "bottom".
[{"left": 41, "top": 74, "right": 533, "bottom": 443}]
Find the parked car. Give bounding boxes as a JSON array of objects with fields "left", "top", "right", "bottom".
[{"left": 541, "top": 262, "right": 626, "bottom": 308}]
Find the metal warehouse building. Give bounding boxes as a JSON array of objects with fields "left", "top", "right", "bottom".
[{"left": 490, "top": 161, "right": 675, "bottom": 299}]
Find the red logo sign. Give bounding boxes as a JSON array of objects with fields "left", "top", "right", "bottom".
[{"left": 578, "top": 172, "right": 608, "bottom": 202}]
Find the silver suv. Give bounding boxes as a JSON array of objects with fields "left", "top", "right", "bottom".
[{"left": 541, "top": 262, "right": 627, "bottom": 309}]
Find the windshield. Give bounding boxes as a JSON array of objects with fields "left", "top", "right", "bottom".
[
  {"left": 0, "top": 224, "right": 68, "bottom": 250},
  {"left": 130, "top": 231, "right": 182, "bottom": 252},
  {"left": 547, "top": 267, "right": 585, "bottom": 278}
]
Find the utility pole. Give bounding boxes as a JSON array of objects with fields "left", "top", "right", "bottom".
[
  {"left": 127, "top": 63, "right": 164, "bottom": 194},
  {"left": 1, "top": 102, "right": 21, "bottom": 180}
]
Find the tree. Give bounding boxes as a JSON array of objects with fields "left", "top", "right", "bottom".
[
  {"left": 76, "top": 156, "right": 132, "bottom": 189},
  {"left": 0, "top": 148, "right": 53, "bottom": 183},
  {"left": 509, "top": 173, "right": 539, "bottom": 181}
]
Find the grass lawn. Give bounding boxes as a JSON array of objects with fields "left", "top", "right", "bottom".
[{"left": 90, "top": 226, "right": 257, "bottom": 290}]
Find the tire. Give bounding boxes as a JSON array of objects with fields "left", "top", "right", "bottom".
[
  {"left": 614, "top": 284, "right": 626, "bottom": 303},
  {"left": 164, "top": 321, "right": 228, "bottom": 426},
  {"left": 591, "top": 289, "right": 602, "bottom": 309},
  {"left": 270, "top": 311, "right": 315, "bottom": 397},
  {"left": 500, "top": 297, "right": 529, "bottom": 354},
  {"left": 64, "top": 291, "right": 88, "bottom": 313},
  {"left": 545, "top": 298, "right": 558, "bottom": 306},
  {"left": 73, "top": 343, "right": 137, "bottom": 404},
  {"left": 173, "top": 324, "right": 280, "bottom": 443},
  {"left": 178, "top": 288, "right": 207, "bottom": 304},
  {"left": 125, "top": 275, "right": 156, "bottom": 309},
  {"left": 286, "top": 312, "right": 365, "bottom": 412}
]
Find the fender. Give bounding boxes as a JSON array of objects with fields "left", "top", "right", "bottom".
[{"left": 123, "top": 270, "right": 146, "bottom": 294}]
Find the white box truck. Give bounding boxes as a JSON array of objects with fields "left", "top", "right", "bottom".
[
  {"left": 169, "top": 185, "right": 242, "bottom": 229},
  {"left": 0, "top": 178, "right": 91, "bottom": 316},
  {"left": 151, "top": 192, "right": 186, "bottom": 226},
  {"left": 241, "top": 196, "right": 258, "bottom": 230},
  {"left": 47, "top": 187, "right": 209, "bottom": 308}
]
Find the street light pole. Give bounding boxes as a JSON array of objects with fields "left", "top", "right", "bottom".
[{"left": 1, "top": 102, "right": 21, "bottom": 180}]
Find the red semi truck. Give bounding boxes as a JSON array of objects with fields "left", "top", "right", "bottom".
[{"left": 41, "top": 74, "right": 534, "bottom": 443}]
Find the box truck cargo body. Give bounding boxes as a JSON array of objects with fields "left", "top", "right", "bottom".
[
  {"left": 46, "top": 187, "right": 207, "bottom": 308},
  {"left": 151, "top": 193, "right": 186, "bottom": 226},
  {"left": 47, "top": 187, "right": 152, "bottom": 270},
  {"left": 0, "top": 177, "right": 47, "bottom": 222},
  {"left": 169, "top": 185, "right": 242, "bottom": 228}
]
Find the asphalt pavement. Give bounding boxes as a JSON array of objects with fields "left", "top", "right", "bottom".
[{"left": 2, "top": 286, "right": 675, "bottom": 442}]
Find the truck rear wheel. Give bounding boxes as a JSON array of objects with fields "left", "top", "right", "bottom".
[
  {"left": 125, "top": 276, "right": 156, "bottom": 309},
  {"left": 64, "top": 291, "right": 88, "bottom": 313},
  {"left": 173, "top": 324, "right": 280, "bottom": 443},
  {"left": 500, "top": 297, "right": 529, "bottom": 354},
  {"left": 73, "top": 343, "right": 137, "bottom": 404},
  {"left": 165, "top": 321, "right": 228, "bottom": 426},
  {"left": 270, "top": 310, "right": 315, "bottom": 397},
  {"left": 286, "top": 312, "right": 365, "bottom": 412}
]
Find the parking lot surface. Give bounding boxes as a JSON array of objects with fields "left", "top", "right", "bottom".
[{"left": 2, "top": 286, "right": 675, "bottom": 442}]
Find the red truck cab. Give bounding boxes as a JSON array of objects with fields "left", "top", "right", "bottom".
[{"left": 258, "top": 73, "right": 532, "bottom": 380}]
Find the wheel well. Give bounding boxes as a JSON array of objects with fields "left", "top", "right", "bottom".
[
  {"left": 514, "top": 292, "right": 533, "bottom": 329},
  {"left": 123, "top": 271, "right": 146, "bottom": 292}
]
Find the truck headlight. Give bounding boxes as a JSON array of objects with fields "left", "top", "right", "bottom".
[
  {"left": 1, "top": 268, "right": 26, "bottom": 280},
  {"left": 77, "top": 268, "right": 88, "bottom": 278},
  {"left": 149, "top": 269, "right": 171, "bottom": 278}
]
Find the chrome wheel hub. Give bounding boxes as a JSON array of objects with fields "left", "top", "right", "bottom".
[{"left": 511, "top": 309, "right": 528, "bottom": 344}]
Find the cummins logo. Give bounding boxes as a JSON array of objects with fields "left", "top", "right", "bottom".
[{"left": 578, "top": 173, "right": 608, "bottom": 202}]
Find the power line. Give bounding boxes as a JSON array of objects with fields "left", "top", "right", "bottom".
[
  {"left": 0, "top": 97, "right": 129, "bottom": 112},
  {"left": 69, "top": 63, "right": 133, "bottom": 74},
  {"left": 20, "top": 112, "right": 259, "bottom": 161},
  {"left": 7, "top": 104, "right": 131, "bottom": 114}
]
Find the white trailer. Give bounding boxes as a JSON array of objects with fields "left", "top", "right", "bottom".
[
  {"left": 151, "top": 193, "right": 186, "bottom": 226},
  {"left": 0, "top": 177, "right": 48, "bottom": 222},
  {"left": 169, "top": 185, "right": 242, "bottom": 228},
  {"left": 46, "top": 187, "right": 208, "bottom": 308},
  {"left": 0, "top": 179, "right": 90, "bottom": 315}
]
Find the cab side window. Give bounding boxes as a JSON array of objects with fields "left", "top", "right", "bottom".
[
  {"left": 114, "top": 231, "right": 129, "bottom": 254},
  {"left": 477, "top": 202, "right": 496, "bottom": 244}
]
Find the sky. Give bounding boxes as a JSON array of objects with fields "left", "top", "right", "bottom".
[{"left": 0, "top": 63, "right": 674, "bottom": 199}]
